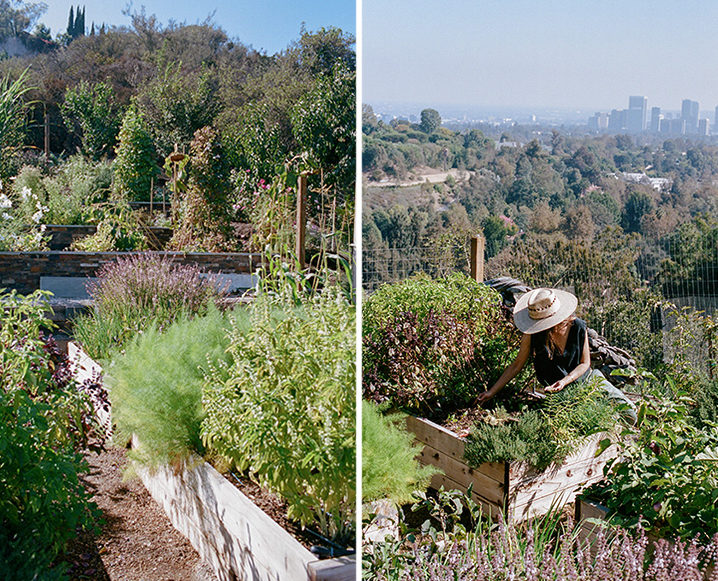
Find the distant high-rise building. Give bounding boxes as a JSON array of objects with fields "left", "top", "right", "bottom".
[
  {"left": 714, "top": 105, "right": 718, "bottom": 128},
  {"left": 627, "top": 96, "right": 647, "bottom": 132},
  {"left": 608, "top": 109, "right": 627, "bottom": 131},
  {"left": 698, "top": 118, "right": 710, "bottom": 136},
  {"left": 588, "top": 112, "right": 609, "bottom": 131},
  {"left": 650, "top": 107, "right": 662, "bottom": 133},
  {"left": 681, "top": 99, "right": 699, "bottom": 133}
]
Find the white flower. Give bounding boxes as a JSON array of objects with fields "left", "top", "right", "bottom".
[
  {"left": 0, "top": 194, "right": 12, "bottom": 209},
  {"left": 20, "top": 187, "right": 31, "bottom": 201},
  {"left": 39, "top": 223, "right": 46, "bottom": 232},
  {"left": 2, "top": 212, "right": 12, "bottom": 221},
  {"left": 31, "top": 210, "right": 43, "bottom": 223}
]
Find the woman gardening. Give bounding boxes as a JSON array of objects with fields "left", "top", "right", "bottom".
[{"left": 476, "top": 288, "right": 637, "bottom": 423}]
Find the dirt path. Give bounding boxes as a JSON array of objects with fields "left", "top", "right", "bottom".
[{"left": 64, "top": 446, "right": 217, "bottom": 581}]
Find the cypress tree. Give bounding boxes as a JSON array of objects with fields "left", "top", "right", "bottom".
[
  {"left": 66, "top": 6, "right": 74, "bottom": 37},
  {"left": 77, "top": 7, "right": 85, "bottom": 37}
]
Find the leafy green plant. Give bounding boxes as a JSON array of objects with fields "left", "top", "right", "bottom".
[
  {"left": 108, "top": 306, "right": 244, "bottom": 468},
  {"left": 70, "top": 203, "right": 148, "bottom": 251},
  {"left": 586, "top": 383, "right": 718, "bottom": 541},
  {"left": 363, "top": 273, "right": 524, "bottom": 415},
  {"left": 12, "top": 155, "right": 113, "bottom": 225},
  {"left": 0, "top": 290, "right": 100, "bottom": 577},
  {"left": 362, "top": 401, "right": 439, "bottom": 504},
  {"left": 61, "top": 80, "right": 122, "bottom": 159},
  {"left": 202, "top": 288, "right": 355, "bottom": 543},
  {"left": 113, "top": 103, "right": 159, "bottom": 202}
]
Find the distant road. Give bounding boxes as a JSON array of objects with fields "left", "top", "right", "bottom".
[{"left": 366, "top": 167, "right": 473, "bottom": 188}]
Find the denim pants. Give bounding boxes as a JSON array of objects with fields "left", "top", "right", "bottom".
[{"left": 580, "top": 368, "right": 637, "bottom": 423}]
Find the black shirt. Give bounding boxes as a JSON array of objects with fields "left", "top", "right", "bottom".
[{"left": 530, "top": 318, "right": 586, "bottom": 386}]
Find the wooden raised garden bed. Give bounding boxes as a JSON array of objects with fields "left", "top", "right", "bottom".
[
  {"left": 68, "top": 342, "right": 355, "bottom": 581},
  {"left": 406, "top": 415, "right": 617, "bottom": 522}
]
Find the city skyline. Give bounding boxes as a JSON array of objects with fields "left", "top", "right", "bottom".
[{"left": 364, "top": 0, "right": 718, "bottom": 111}]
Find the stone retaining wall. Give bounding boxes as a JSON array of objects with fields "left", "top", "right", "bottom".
[{"left": 0, "top": 251, "right": 263, "bottom": 295}]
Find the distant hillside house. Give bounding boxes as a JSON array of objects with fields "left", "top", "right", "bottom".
[
  {"left": 621, "top": 172, "right": 672, "bottom": 191},
  {"left": 0, "top": 32, "right": 55, "bottom": 58}
]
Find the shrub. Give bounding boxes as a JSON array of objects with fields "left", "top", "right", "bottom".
[
  {"left": 0, "top": 290, "right": 99, "bottom": 577},
  {"left": 585, "top": 387, "right": 718, "bottom": 542},
  {"left": 202, "top": 289, "right": 355, "bottom": 543},
  {"left": 363, "top": 273, "right": 523, "bottom": 415},
  {"left": 12, "top": 155, "right": 113, "bottom": 225},
  {"left": 61, "top": 80, "right": 122, "bottom": 159},
  {"left": 0, "top": 68, "right": 32, "bottom": 180},
  {"left": 168, "top": 126, "right": 235, "bottom": 252},
  {"left": 108, "top": 306, "right": 245, "bottom": 468},
  {"left": 72, "top": 254, "right": 225, "bottom": 359},
  {"left": 362, "top": 401, "right": 439, "bottom": 504},
  {"left": 113, "top": 103, "right": 158, "bottom": 202},
  {"left": 70, "top": 203, "right": 148, "bottom": 251}
]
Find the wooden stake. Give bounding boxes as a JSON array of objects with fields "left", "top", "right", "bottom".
[
  {"left": 149, "top": 177, "right": 154, "bottom": 215},
  {"left": 296, "top": 175, "right": 307, "bottom": 269},
  {"left": 44, "top": 107, "right": 50, "bottom": 157},
  {"left": 470, "top": 235, "right": 485, "bottom": 283}
]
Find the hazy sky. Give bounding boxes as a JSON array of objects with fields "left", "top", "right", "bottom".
[
  {"left": 364, "top": 0, "right": 718, "bottom": 113},
  {"left": 42, "top": 0, "right": 355, "bottom": 55}
]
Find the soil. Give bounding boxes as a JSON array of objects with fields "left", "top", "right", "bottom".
[
  {"left": 221, "top": 471, "right": 354, "bottom": 557},
  {"left": 60, "top": 446, "right": 217, "bottom": 581},
  {"left": 220, "top": 471, "right": 318, "bottom": 551}
]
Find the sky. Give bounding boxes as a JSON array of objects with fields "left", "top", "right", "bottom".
[
  {"left": 364, "top": 0, "right": 718, "bottom": 115},
  {"left": 41, "top": 0, "right": 355, "bottom": 55}
]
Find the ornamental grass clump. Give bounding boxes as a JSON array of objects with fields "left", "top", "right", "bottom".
[
  {"left": 362, "top": 400, "right": 439, "bottom": 504},
  {"left": 108, "top": 306, "right": 245, "bottom": 469},
  {"left": 72, "top": 254, "right": 225, "bottom": 359}
]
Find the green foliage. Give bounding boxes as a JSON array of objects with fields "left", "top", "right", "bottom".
[
  {"left": 419, "top": 108, "right": 441, "bottom": 134},
  {"left": 465, "top": 380, "right": 618, "bottom": 470},
  {"left": 169, "top": 125, "right": 235, "bottom": 251},
  {"left": 12, "top": 155, "right": 113, "bottom": 224},
  {"left": 0, "top": 68, "right": 32, "bottom": 179},
  {"left": 0, "top": 289, "right": 99, "bottom": 577},
  {"left": 108, "top": 306, "right": 243, "bottom": 468},
  {"left": 135, "top": 61, "right": 220, "bottom": 157},
  {"left": 62, "top": 80, "right": 122, "bottom": 159},
  {"left": 290, "top": 62, "right": 355, "bottom": 194},
  {"left": 70, "top": 203, "right": 148, "bottom": 251},
  {"left": 586, "top": 386, "right": 718, "bottom": 541},
  {"left": 363, "top": 273, "right": 523, "bottom": 415},
  {"left": 202, "top": 289, "right": 355, "bottom": 542},
  {"left": 113, "top": 103, "right": 158, "bottom": 201},
  {"left": 362, "top": 401, "right": 439, "bottom": 504}
]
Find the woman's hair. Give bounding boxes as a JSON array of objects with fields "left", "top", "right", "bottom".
[{"left": 532, "top": 315, "right": 576, "bottom": 359}]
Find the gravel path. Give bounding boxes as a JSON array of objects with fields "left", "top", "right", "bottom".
[{"left": 63, "top": 446, "right": 217, "bottom": 581}]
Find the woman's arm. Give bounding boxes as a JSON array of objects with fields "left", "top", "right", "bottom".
[
  {"left": 475, "top": 333, "right": 531, "bottom": 405},
  {"left": 545, "top": 326, "right": 591, "bottom": 393}
]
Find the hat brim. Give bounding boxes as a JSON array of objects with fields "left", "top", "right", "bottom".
[{"left": 513, "top": 289, "right": 578, "bottom": 334}]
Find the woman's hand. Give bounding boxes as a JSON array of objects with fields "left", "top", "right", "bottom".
[
  {"left": 474, "top": 390, "right": 494, "bottom": 406},
  {"left": 545, "top": 378, "right": 568, "bottom": 393}
]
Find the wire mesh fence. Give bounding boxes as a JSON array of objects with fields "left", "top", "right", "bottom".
[{"left": 362, "top": 233, "right": 718, "bottom": 375}]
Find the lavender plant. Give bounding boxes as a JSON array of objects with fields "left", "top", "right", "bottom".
[
  {"left": 72, "top": 254, "right": 225, "bottom": 359},
  {"left": 363, "top": 487, "right": 718, "bottom": 580}
]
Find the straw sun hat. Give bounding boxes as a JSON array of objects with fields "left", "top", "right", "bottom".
[{"left": 512, "top": 288, "right": 578, "bottom": 334}]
